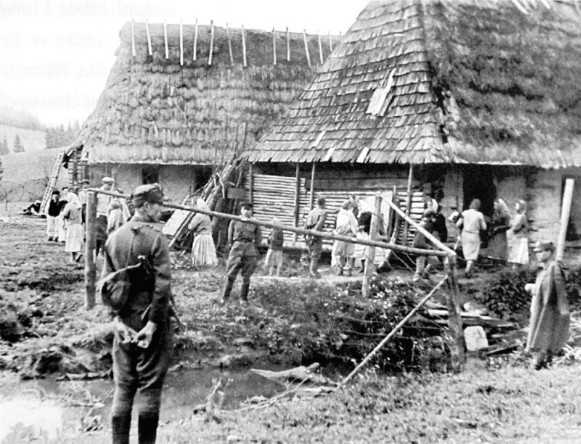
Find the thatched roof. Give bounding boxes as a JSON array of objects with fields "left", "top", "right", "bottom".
[
  {"left": 243, "top": 0, "right": 581, "bottom": 168},
  {"left": 73, "top": 22, "right": 336, "bottom": 165}
]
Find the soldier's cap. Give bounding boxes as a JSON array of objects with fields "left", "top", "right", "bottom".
[
  {"left": 81, "top": 179, "right": 90, "bottom": 184},
  {"left": 533, "top": 241, "right": 554, "bottom": 252},
  {"left": 423, "top": 209, "right": 436, "bottom": 218},
  {"left": 131, "top": 184, "right": 164, "bottom": 207},
  {"left": 101, "top": 176, "right": 114, "bottom": 183},
  {"left": 240, "top": 202, "right": 253, "bottom": 210}
]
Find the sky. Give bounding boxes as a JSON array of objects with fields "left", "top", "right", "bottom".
[{"left": 0, "top": 0, "right": 369, "bottom": 127}]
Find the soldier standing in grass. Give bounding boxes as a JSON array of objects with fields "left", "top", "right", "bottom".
[
  {"left": 304, "top": 197, "right": 328, "bottom": 279},
  {"left": 102, "top": 184, "right": 173, "bottom": 444},
  {"left": 221, "top": 202, "right": 262, "bottom": 304}
]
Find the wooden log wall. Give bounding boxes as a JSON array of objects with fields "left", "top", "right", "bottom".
[{"left": 396, "top": 188, "right": 424, "bottom": 246}]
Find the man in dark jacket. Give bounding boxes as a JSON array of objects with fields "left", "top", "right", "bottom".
[
  {"left": 102, "top": 183, "right": 172, "bottom": 444},
  {"left": 46, "top": 190, "right": 61, "bottom": 241},
  {"left": 221, "top": 202, "right": 262, "bottom": 304},
  {"left": 304, "top": 197, "right": 328, "bottom": 278}
]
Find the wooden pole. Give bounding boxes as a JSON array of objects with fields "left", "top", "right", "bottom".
[
  {"left": 286, "top": 27, "right": 290, "bottom": 61},
  {"left": 164, "top": 21, "right": 169, "bottom": 59},
  {"left": 362, "top": 193, "right": 382, "bottom": 297},
  {"left": 402, "top": 164, "right": 414, "bottom": 244},
  {"left": 84, "top": 191, "right": 97, "bottom": 310},
  {"left": 242, "top": 25, "right": 247, "bottom": 67},
  {"left": 131, "top": 19, "right": 136, "bottom": 57},
  {"left": 309, "top": 163, "right": 316, "bottom": 210},
  {"left": 146, "top": 20, "right": 152, "bottom": 55},
  {"left": 248, "top": 163, "right": 254, "bottom": 205},
  {"left": 92, "top": 189, "right": 447, "bottom": 257},
  {"left": 303, "top": 29, "right": 311, "bottom": 67},
  {"left": 444, "top": 256, "right": 464, "bottom": 372},
  {"left": 317, "top": 32, "right": 323, "bottom": 64},
  {"left": 557, "top": 178, "right": 575, "bottom": 261},
  {"left": 294, "top": 163, "right": 300, "bottom": 243},
  {"left": 341, "top": 277, "right": 448, "bottom": 385},
  {"left": 179, "top": 21, "right": 184, "bottom": 66},
  {"left": 208, "top": 20, "right": 215, "bottom": 65},
  {"left": 272, "top": 28, "right": 277, "bottom": 65},
  {"left": 193, "top": 19, "right": 198, "bottom": 61},
  {"left": 226, "top": 23, "right": 234, "bottom": 65}
]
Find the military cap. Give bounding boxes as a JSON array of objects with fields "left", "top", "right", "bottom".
[
  {"left": 102, "top": 176, "right": 114, "bottom": 183},
  {"left": 131, "top": 184, "right": 164, "bottom": 207},
  {"left": 533, "top": 241, "right": 554, "bottom": 252}
]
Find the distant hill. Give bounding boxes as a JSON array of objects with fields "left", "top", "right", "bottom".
[
  {"left": 0, "top": 124, "right": 46, "bottom": 153},
  {"left": 0, "top": 106, "right": 42, "bottom": 131}
]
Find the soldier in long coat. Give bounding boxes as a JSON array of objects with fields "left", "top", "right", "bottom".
[
  {"left": 102, "top": 184, "right": 172, "bottom": 444},
  {"left": 525, "top": 241, "right": 570, "bottom": 370}
]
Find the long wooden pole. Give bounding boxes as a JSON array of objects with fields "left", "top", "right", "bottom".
[
  {"left": 89, "top": 189, "right": 448, "bottom": 257},
  {"left": 309, "top": 163, "right": 316, "bottom": 210},
  {"left": 248, "top": 163, "right": 254, "bottom": 205},
  {"left": 402, "top": 164, "right": 414, "bottom": 243},
  {"left": 85, "top": 191, "right": 97, "bottom": 310},
  {"left": 362, "top": 193, "right": 382, "bottom": 297},
  {"left": 294, "top": 163, "right": 300, "bottom": 243},
  {"left": 444, "top": 256, "right": 464, "bottom": 372},
  {"left": 341, "top": 277, "right": 448, "bottom": 385},
  {"left": 556, "top": 178, "right": 575, "bottom": 261}
]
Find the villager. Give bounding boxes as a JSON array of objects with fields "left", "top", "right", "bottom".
[
  {"left": 448, "top": 207, "right": 462, "bottom": 251},
  {"left": 77, "top": 179, "right": 90, "bottom": 225},
  {"left": 332, "top": 201, "right": 358, "bottom": 276},
  {"left": 188, "top": 198, "right": 218, "bottom": 268},
  {"left": 525, "top": 241, "right": 570, "bottom": 370},
  {"left": 221, "top": 202, "right": 262, "bottom": 304},
  {"left": 423, "top": 194, "right": 438, "bottom": 213},
  {"left": 432, "top": 202, "right": 448, "bottom": 243},
  {"left": 57, "top": 187, "right": 69, "bottom": 242},
  {"left": 413, "top": 209, "right": 437, "bottom": 282},
  {"left": 102, "top": 183, "right": 173, "bottom": 444},
  {"left": 348, "top": 194, "right": 360, "bottom": 219},
  {"left": 62, "top": 192, "right": 84, "bottom": 262},
  {"left": 46, "top": 190, "right": 61, "bottom": 241},
  {"left": 353, "top": 200, "right": 373, "bottom": 272},
  {"left": 22, "top": 199, "right": 41, "bottom": 215},
  {"left": 487, "top": 198, "right": 511, "bottom": 262},
  {"left": 457, "top": 199, "right": 487, "bottom": 278},
  {"left": 304, "top": 197, "right": 328, "bottom": 279},
  {"left": 507, "top": 199, "right": 529, "bottom": 270},
  {"left": 107, "top": 199, "right": 125, "bottom": 235},
  {"left": 96, "top": 176, "right": 115, "bottom": 255},
  {"left": 264, "top": 217, "right": 284, "bottom": 277}
]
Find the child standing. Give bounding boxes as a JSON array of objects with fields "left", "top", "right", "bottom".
[
  {"left": 264, "top": 218, "right": 284, "bottom": 277},
  {"left": 107, "top": 199, "right": 125, "bottom": 235}
]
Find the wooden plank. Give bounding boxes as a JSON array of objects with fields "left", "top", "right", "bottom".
[{"left": 84, "top": 192, "right": 97, "bottom": 310}]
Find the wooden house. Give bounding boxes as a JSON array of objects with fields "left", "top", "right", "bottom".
[
  {"left": 241, "top": 0, "right": 581, "bottom": 247},
  {"left": 65, "top": 22, "right": 337, "bottom": 201}
]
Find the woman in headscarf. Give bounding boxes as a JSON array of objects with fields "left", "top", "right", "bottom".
[
  {"left": 507, "top": 199, "right": 529, "bottom": 270},
  {"left": 61, "top": 192, "right": 84, "bottom": 262},
  {"left": 188, "top": 198, "right": 218, "bottom": 268},
  {"left": 457, "top": 199, "right": 487, "bottom": 278},
  {"left": 332, "top": 201, "right": 358, "bottom": 276},
  {"left": 487, "top": 198, "right": 511, "bottom": 262}
]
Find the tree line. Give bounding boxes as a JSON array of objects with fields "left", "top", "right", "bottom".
[{"left": 0, "top": 121, "right": 81, "bottom": 155}]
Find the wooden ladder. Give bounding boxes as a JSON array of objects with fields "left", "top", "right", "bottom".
[
  {"left": 39, "top": 150, "right": 65, "bottom": 215},
  {"left": 395, "top": 189, "right": 424, "bottom": 246}
]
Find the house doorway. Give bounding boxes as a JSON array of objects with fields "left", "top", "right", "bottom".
[{"left": 463, "top": 166, "right": 495, "bottom": 217}]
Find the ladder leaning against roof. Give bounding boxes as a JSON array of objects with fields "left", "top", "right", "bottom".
[{"left": 39, "top": 149, "right": 65, "bottom": 215}]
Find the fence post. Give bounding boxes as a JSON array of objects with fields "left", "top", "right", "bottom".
[
  {"left": 444, "top": 255, "right": 464, "bottom": 371},
  {"left": 556, "top": 178, "right": 574, "bottom": 261},
  {"left": 362, "top": 193, "right": 382, "bottom": 297},
  {"left": 85, "top": 191, "right": 97, "bottom": 310}
]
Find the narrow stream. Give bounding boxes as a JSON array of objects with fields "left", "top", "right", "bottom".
[{"left": 0, "top": 367, "right": 287, "bottom": 442}]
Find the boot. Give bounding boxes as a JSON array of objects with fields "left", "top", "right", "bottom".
[
  {"left": 309, "top": 258, "right": 321, "bottom": 279},
  {"left": 111, "top": 414, "right": 131, "bottom": 444},
  {"left": 137, "top": 412, "right": 159, "bottom": 444},
  {"left": 221, "top": 278, "right": 235, "bottom": 304},
  {"left": 240, "top": 280, "right": 250, "bottom": 302}
]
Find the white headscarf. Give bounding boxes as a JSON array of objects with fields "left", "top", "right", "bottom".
[{"left": 66, "top": 192, "right": 81, "bottom": 208}]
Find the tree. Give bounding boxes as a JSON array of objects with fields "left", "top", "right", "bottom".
[
  {"left": 0, "top": 136, "right": 9, "bottom": 155},
  {"left": 13, "top": 134, "right": 25, "bottom": 153}
]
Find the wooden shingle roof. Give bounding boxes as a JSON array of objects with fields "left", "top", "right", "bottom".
[{"left": 244, "top": 0, "right": 581, "bottom": 168}]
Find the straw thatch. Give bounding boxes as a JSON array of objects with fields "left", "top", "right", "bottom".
[
  {"left": 71, "top": 23, "right": 337, "bottom": 165},
  {"left": 243, "top": 0, "right": 581, "bottom": 168}
]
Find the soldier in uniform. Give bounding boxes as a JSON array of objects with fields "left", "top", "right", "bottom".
[
  {"left": 102, "top": 183, "right": 172, "bottom": 444},
  {"left": 304, "top": 197, "right": 328, "bottom": 278},
  {"left": 96, "top": 177, "right": 115, "bottom": 255},
  {"left": 221, "top": 202, "right": 262, "bottom": 304}
]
